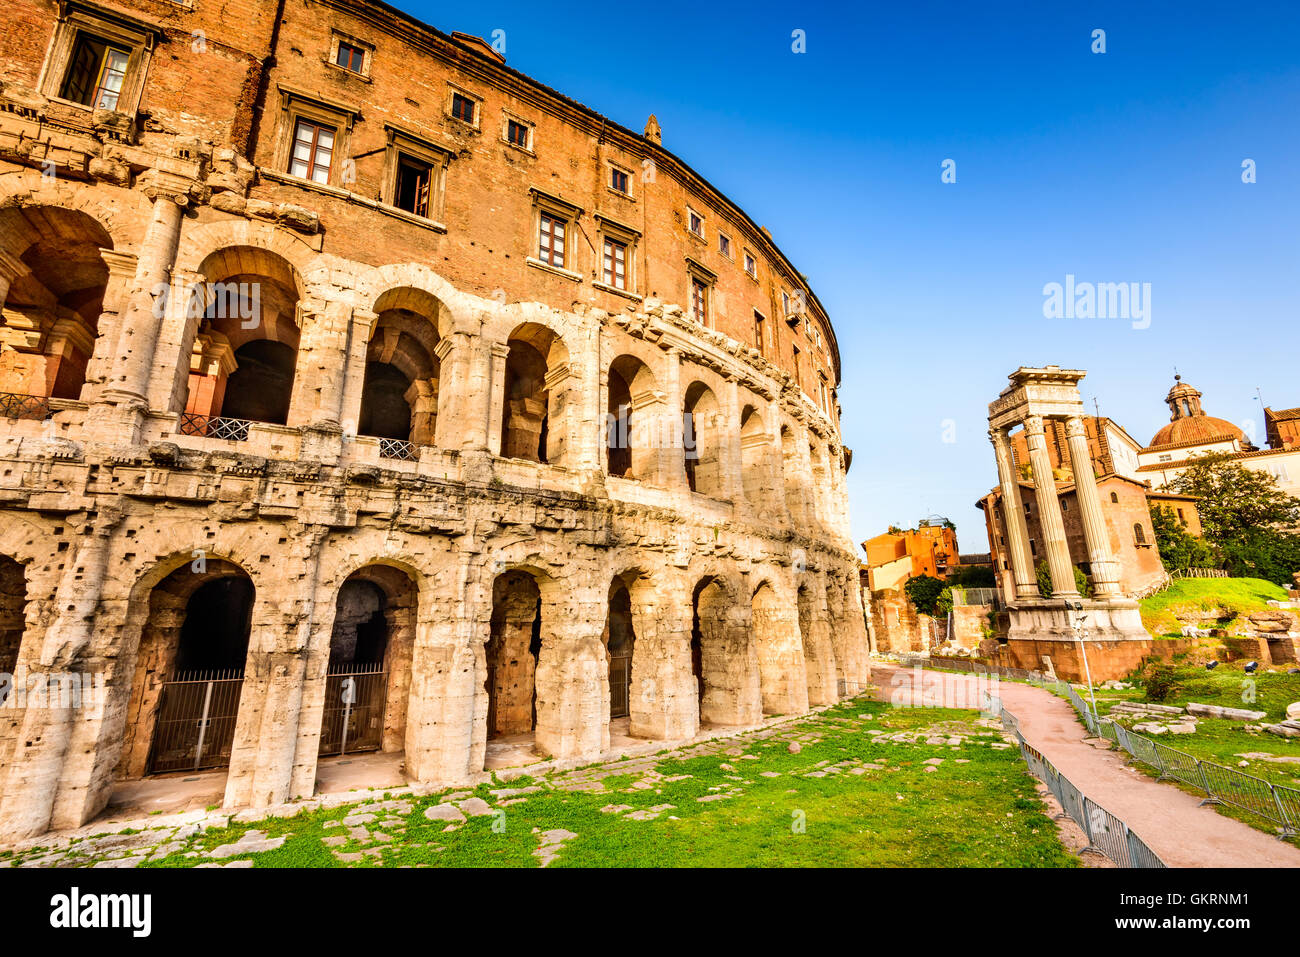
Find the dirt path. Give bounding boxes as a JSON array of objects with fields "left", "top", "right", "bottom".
[{"left": 871, "top": 662, "right": 1300, "bottom": 868}]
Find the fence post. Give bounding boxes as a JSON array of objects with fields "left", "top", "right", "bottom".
[
  {"left": 1196, "top": 760, "right": 1220, "bottom": 804},
  {"left": 1271, "top": 784, "right": 1296, "bottom": 839}
]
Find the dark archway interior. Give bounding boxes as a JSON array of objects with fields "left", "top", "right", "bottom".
[
  {"left": 486, "top": 570, "right": 542, "bottom": 737},
  {"left": 359, "top": 361, "right": 413, "bottom": 440},
  {"left": 174, "top": 576, "right": 255, "bottom": 673},
  {"left": 330, "top": 578, "right": 390, "bottom": 669},
  {"left": 0, "top": 555, "right": 26, "bottom": 681},
  {"left": 221, "top": 340, "right": 296, "bottom": 424},
  {"left": 607, "top": 367, "right": 633, "bottom": 477}
]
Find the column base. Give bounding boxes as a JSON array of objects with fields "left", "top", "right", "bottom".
[{"left": 1002, "top": 597, "right": 1153, "bottom": 682}]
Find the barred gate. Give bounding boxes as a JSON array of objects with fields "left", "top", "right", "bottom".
[
  {"left": 148, "top": 669, "right": 245, "bottom": 774},
  {"left": 318, "top": 664, "right": 387, "bottom": 756},
  {"left": 609, "top": 653, "right": 632, "bottom": 718}
]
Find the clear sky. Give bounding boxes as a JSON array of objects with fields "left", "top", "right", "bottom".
[{"left": 406, "top": 0, "right": 1300, "bottom": 554}]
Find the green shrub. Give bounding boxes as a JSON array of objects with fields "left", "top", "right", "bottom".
[{"left": 1142, "top": 661, "right": 1182, "bottom": 702}]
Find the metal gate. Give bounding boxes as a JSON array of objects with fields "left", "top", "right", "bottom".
[
  {"left": 609, "top": 653, "right": 632, "bottom": 718},
  {"left": 148, "top": 669, "right": 245, "bottom": 774},
  {"left": 319, "top": 663, "right": 387, "bottom": 756}
]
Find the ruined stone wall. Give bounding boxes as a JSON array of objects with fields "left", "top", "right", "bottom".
[{"left": 0, "top": 0, "right": 869, "bottom": 842}]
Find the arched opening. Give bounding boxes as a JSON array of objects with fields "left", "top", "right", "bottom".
[
  {"left": 485, "top": 570, "right": 542, "bottom": 742},
  {"left": 797, "top": 581, "right": 838, "bottom": 706},
  {"left": 501, "top": 323, "right": 568, "bottom": 465},
  {"left": 0, "top": 206, "right": 112, "bottom": 407},
  {"left": 0, "top": 555, "right": 27, "bottom": 703},
  {"left": 606, "top": 354, "right": 658, "bottom": 480},
  {"left": 739, "top": 404, "right": 771, "bottom": 511},
  {"left": 1134, "top": 523, "right": 1147, "bottom": 545},
  {"left": 809, "top": 442, "right": 828, "bottom": 526},
  {"left": 181, "top": 246, "right": 301, "bottom": 435},
  {"left": 780, "top": 425, "right": 804, "bottom": 522},
  {"left": 751, "top": 580, "right": 809, "bottom": 716},
  {"left": 603, "top": 578, "right": 636, "bottom": 721},
  {"left": 117, "top": 559, "right": 254, "bottom": 780},
  {"left": 1110, "top": 491, "right": 1119, "bottom": 503},
  {"left": 359, "top": 288, "right": 442, "bottom": 455},
  {"left": 318, "top": 565, "right": 417, "bottom": 758},
  {"left": 690, "top": 576, "right": 760, "bottom": 726},
  {"left": 683, "top": 381, "right": 722, "bottom": 496}
]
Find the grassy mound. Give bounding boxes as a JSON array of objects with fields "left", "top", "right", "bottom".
[{"left": 1139, "top": 577, "right": 1289, "bottom": 637}]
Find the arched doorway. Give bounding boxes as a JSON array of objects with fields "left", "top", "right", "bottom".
[
  {"left": 485, "top": 570, "right": 542, "bottom": 740},
  {"left": 318, "top": 565, "right": 417, "bottom": 757},
  {"left": 359, "top": 288, "right": 442, "bottom": 458},
  {"left": 606, "top": 355, "right": 657, "bottom": 480},
  {"left": 0, "top": 206, "right": 112, "bottom": 407},
  {"left": 500, "top": 323, "right": 569, "bottom": 465},
  {"left": 603, "top": 577, "right": 636, "bottom": 720},
  {"left": 751, "top": 580, "right": 810, "bottom": 716},
  {"left": 181, "top": 246, "right": 301, "bottom": 437},
  {"left": 0, "top": 555, "right": 26, "bottom": 705},
  {"left": 690, "top": 576, "right": 760, "bottom": 726},
  {"left": 117, "top": 560, "right": 254, "bottom": 779},
  {"left": 683, "top": 382, "right": 722, "bottom": 495}
]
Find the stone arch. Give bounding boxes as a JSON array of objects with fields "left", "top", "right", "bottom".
[
  {"left": 356, "top": 264, "right": 460, "bottom": 339},
  {"left": 316, "top": 563, "right": 418, "bottom": 759},
  {"left": 606, "top": 353, "right": 659, "bottom": 480},
  {"left": 739, "top": 402, "right": 776, "bottom": 514},
  {"left": 360, "top": 287, "right": 443, "bottom": 446},
  {"left": 690, "top": 571, "right": 762, "bottom": 726},
  {"left": 0, "top": 205, "right": 115, "bottom": 403},
  {"left": 178, "top": 245, "right": 304, "bottom": 426},
  {"left": 500, "top": 321, "right": 571, "bottom": 465},
  {"left": 750, "top": 576, "right": 810, "bottom": 716},
  {"left": 115, "top": 555, "right": 257, "bottom": 780},
  {"left": 796, "top": 577, "right": 839, "bottom": 706},
  {"left": 172, "top": 219, "right": 318, "bottom": 279},
  {"left": 485, "top": 567, "right": 544, "bottom": 741},
  {"left": 683, "top": 380, "right": 723, "bottom": 496}
]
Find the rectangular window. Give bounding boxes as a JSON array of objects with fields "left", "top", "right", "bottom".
[
  {"left": 688, "top": 209, "right": 703, "bottom": 237},
  {"left": 691, "top": 277, "right": 708, "bottom": 324},
  {"left": 792, "top": 344, "right": 801, "bottom": 387},
  {"left": 539, "top": 212, "right": 567, "bottom": 268},
  {"left": 507, "top": 119, "right": 530, "bottom": 148},
  {"left": 394, "top": 154, "right": 433, "bottom": 217},
  {"left": 753, "top": 311, "right": 765, "bottom": 354},
  {"left": 603, "top": 238, "right": 627, "bottom": 289},
  {"left": 289, "top": 118, "right": 335, "bottom": 184},
  {"left": 782, "top": 291, "right": 791, "bottom": 315},
  {"left": 744, "top": 251, "right": 757, "bottom": 278},
  {"left": 336, "top": 41, "right": 365, "bottom": 74},
  {"left": 718, "top": 233, "right": 731, "bottom": 258},
  {"left": 451, "top": 92, "right": 476, "bottom": 124},
  {"left": 818, "top": 375, "right": 828, "bottom": 411},
  {"left": 1158, "top": 454, "right": 1172, "bottom": 463},
  {"left": 610, "top": 167, "right": 629, "bottom": 194},
  {"left": 62, "top": 34, "right": 130, "bottom": 111}
]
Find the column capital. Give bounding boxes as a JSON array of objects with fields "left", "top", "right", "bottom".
[
  {"left": 1023, "top": 413, "right": 1046, "bottom": 438},
  {"left": 1064, "top": 414, "right": 1087, "bottom": 438}
]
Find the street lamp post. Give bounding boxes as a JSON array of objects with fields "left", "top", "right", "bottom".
[{"left": 1067, "top": 600, "right": 1098, "bottom": 719}]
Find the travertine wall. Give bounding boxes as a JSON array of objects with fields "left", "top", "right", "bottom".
[{"left": 0, "top": 0, "right": 869, "bottom": 842}]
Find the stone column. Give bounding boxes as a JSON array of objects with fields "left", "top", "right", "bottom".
[
  {"left": 1023, "top": 415, "right": 1078, "bottom": 597},
  {"left": 331, "top": 306, "right": 375, "bottom": 436},
  {"left": 989, "top": 427, "right": 1039, "bottom": 600},
  {"left": 0, "top": 250, "right": 30, "bottom": 319},
  {"left": 143, "top": 267, "right": 204, "bottom": 413},
  {"left": 100, "top": 178, "right": 189, "bottom": 421},
  {"left": 483, "top": 341, "right": 510, "bottom": 455},
  {"left": 542, "top": 361, "right": 573, "bottom": 467},
  {"left": 289, "top": 299, "right": 358, "bottom": 430},
  {"left": 1065, "top": 415, "right": 1122, "bottom": 597}
]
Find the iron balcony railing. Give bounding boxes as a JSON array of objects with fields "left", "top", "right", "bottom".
[
  {"left": 378, "top": 437, "right": 419, "bottom": 461},
  {"left": 0, "top": 392, "right": 52, "bottom": 421},
  {"left": 178, "top": 412, "right": 253, "bottom": 442}
]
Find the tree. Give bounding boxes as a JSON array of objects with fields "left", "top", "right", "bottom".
[
  {"left": 1035, "top": 560, "right": 1092, "bottom": 598},
  {"left": 904, "top": 574, "right": 945, "bottom": 616},
  {"left": 1165, "top": 453, "right": 1300, "bottom": 541},
  {"left": 1164, "top": 453, "right": 1300, "bottom": 585},
  {"left": 1149, "top": 504, "right": 1218, "bottom": 573}
]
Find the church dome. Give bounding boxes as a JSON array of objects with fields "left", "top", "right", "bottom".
[{"left": 1148, "top": 376, "right": 1246, "bottom": 448}]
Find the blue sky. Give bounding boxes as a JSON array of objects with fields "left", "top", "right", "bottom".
[{"left": 410, "top": 0, "right": 1300, "bottom": 553}]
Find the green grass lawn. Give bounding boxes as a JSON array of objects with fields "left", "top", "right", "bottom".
[
  {"left": 1138, "top": 577, "right": 1289, "bottom": 637},
  {"left": 4, "top": 698, "right": 1079, "bottom": 869}
]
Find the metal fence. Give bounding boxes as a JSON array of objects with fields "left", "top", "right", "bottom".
[
  {"left": 986, "top": 694, "right": 1166, "bottom": 867},
  {"left": 921, "top": 656, "right": 1300, "bottom": 839},
  {"left": 178, "top": 412, "right": 253, "bottom": 442},
  {"left": 0, "top": 392, "right": 52, "bottom": 421}
]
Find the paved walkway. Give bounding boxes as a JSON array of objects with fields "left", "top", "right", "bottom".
[{"left": 872, "top": 662, "right": 1300, "bottom": 868}]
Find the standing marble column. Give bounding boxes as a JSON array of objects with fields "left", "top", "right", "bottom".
[
  {"left": 1065, "top": 415, "right": 1122, "bottom": 597},
  {"left": 989, "top": 427, "right": 1039, "bottom": 600},
  {"left": 1023, "top": 414, "right": 1078, "bottom": 597}
]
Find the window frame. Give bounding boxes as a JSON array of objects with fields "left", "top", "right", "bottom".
[
  {"left": 274, "top": 87, "right": 359, "bottom": 190},
  {"left": 685, "top": 259, "right": 717, "bottom": 328},
  {"left": 502, "top": 110, "right": 535, "bottom": 152},
  {"left": 686, "top": 206, "right": 705, "bottom": 240},
  {"left": 718, "top": 232, "right": 733, "bottom": 260},
  {"left": 380, "top": 125, "right": 455, "bottom": 223},
  {"left": 608, "top": 163, "right": 632, "bottom": 197},
  {"left": 447, "top": 85, "right": 483, "bottom": 129},
  {"left": 39, "top": 2, "right": 161, "bottom": 118},
  {"left": 326, "top": 32, "right": 373, "bottom": 78},
  {"left": 527, "top": 188, "right": 585, "bottom": 279},
  {"left": 742, "top": 249, "right": 758, "bottom": 280},
  {"left": 593, "top": 214, "right": 641, "bottom": 297},
  {"left": 289, "top": 117, "right": 337, "bottom": 185}
]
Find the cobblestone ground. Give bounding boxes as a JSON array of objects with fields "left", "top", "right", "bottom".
[{"left": 0, "top": 697, "right": 1077, "bottom": 868}]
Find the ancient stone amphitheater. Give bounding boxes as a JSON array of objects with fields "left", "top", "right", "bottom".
[{"left": 0, "top": 0, "right": 868, "bottom": 840}]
